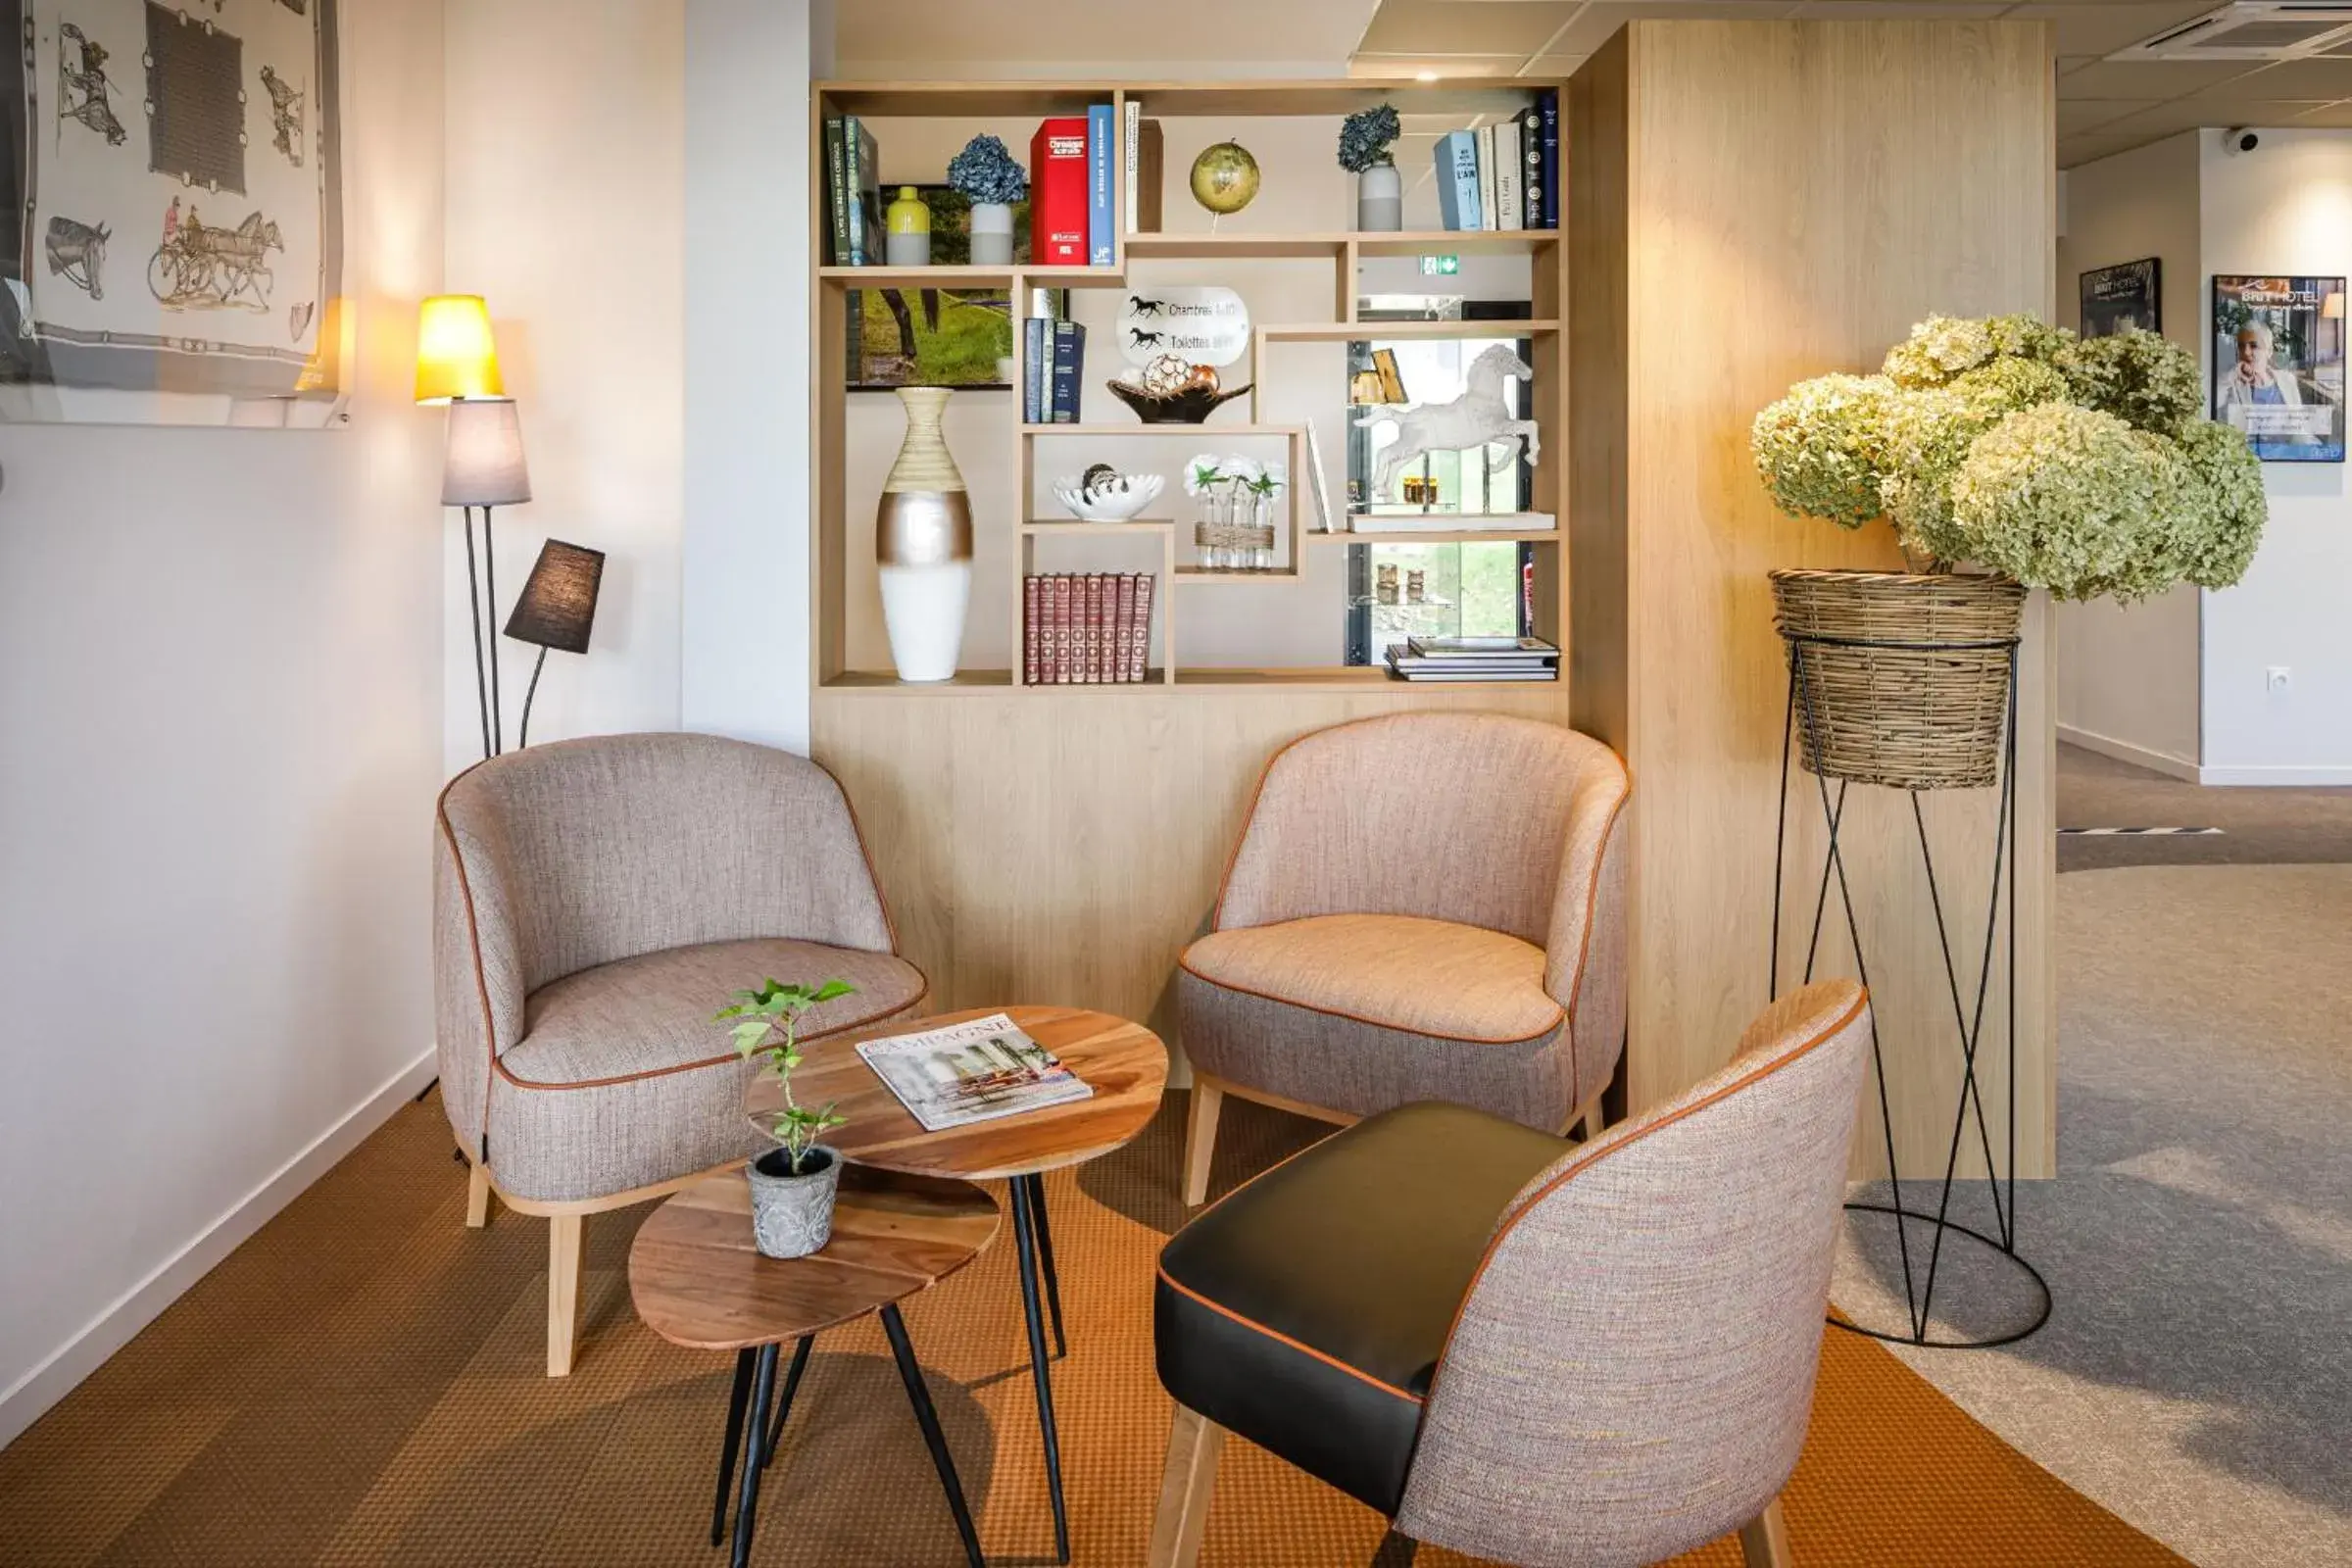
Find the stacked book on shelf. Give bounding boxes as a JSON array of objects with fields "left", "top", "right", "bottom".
[
  {"left": 1022, "top": 318, "right": 1087, "bottom": 422},
  {"left": 1024, "top": 572, "right": 1155, "bottom": 684},
  {"left": 1385, "top": 635, "right": 1559, "bottom": 683},
  {"left": 1432, "top": 90, "right": 1560, "bottom": 232},
  {"left": 821, "top": 116, "right": 884, "bottom": 266}
]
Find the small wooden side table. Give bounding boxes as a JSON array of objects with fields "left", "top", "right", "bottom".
[
  {"left": 629, "top": 1164, "right": 1001, "bottom": 1568},
  {"left": 756, "top": 1005, "right": 1169, "bottom": 1563}
]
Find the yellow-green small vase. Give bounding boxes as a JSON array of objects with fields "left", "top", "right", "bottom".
[{"left": 885, "top": 186, "right": 931, "bottom": 266}]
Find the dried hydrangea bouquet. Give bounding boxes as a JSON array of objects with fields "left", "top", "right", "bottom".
[{"left": 1750, "top": 315, "right": 2266, "bottom": 788}]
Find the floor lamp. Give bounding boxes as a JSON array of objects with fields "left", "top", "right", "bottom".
[
  {"left": 417, "top": 295, "right": 529, "bottom": 760},
  {"left": 504, "top": 540, "right": 605, "bottom": 748}
]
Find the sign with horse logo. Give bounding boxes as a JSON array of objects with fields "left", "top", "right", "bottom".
[
  {"left": 6, "top": 0, "right": 346, "bottom": 424},
  {"left": 1116, "top": 286, "right": 1250, "bottom": 369}
]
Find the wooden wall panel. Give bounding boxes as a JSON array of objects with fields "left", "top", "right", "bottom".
[
  {"left": 1572, "top": 20, "right": 2058, "bottom": 1177},
  {"left": 814, "top": 684, "right": 1572, "bottom": 1061}
]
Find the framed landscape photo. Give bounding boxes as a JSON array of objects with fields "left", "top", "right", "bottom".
[
  {"left": 2211, "top": 274, "right": 2347, "bottom": 463},
  {"left": 2080, "top": 258, "right": 2160, "bottom": 339}
]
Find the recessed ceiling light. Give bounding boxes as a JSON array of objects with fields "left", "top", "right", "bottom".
[{"left": 1416, "top": 71, "right": 1439, "bottom": 82}]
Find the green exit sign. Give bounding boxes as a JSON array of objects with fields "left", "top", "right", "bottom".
[{"left": 1419, "top": 254, "right": 1460, "bottom": 275}]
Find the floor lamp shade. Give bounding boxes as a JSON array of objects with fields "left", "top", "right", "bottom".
[
  {"left": 416, "top": 294, "right": 506, "bottom": 404},
  {"left": 505, "top": 541, "right": 605, "bottom": 654},
  {"left": 442, "top": 399, "right": 532, "bottom": 507}
]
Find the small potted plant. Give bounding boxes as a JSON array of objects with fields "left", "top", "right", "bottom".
[
  {"left": 1339, "top": 105, "right": 1403, "bottom": 231},
  {"left": 717, "top": 977, "right": 856, "bottom": 1259},
  {"left": 948, "top": 133, "right": 1027, "bottom": 266},
  {"left": 1751, "top": 315, "right": 2266, "bottom": 789}
]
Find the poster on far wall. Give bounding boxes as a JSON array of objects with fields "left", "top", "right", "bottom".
[
  {"left": 2080, "top": 258, "right": 2160, "bottom": 338},
  {"left": 2211, "top": 274, "right": 2346, "bottom": 463}
]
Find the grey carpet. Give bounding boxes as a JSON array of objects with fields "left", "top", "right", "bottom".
[
  {"left": 1832, "top": 863, "right": 2352, "bottom": 1567},
  {"left": 2057, "top": 744, "right": 2352, "bottom": 872}
]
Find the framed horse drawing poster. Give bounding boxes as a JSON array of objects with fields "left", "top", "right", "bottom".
[{"left": 4, "top": 0, "right": 347, "bottom": 425}]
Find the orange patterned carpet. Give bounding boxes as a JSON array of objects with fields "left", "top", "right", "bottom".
[{"left": 0, "top": 1089, "right": 2185, "bottom": 1567}]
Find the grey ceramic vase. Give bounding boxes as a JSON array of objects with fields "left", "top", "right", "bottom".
[{"left": 746, "top": 1147, "right": 841, "bottom": 1259}]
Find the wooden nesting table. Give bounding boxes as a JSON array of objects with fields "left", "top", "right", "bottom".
[
  {"left": 629, "top": 1164, "right": 1001, "bottom": 1568},
  {"left": 748, "top": 1004, "right": 1169, "bottom": 1563}
]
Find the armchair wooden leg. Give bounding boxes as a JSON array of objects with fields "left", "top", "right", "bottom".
[
  {"left": 1583, "top": 1099, "right": 1606, "bottom": 1142},
  {"left": 465, "top": 1161, "right": 492, "bottom": 1229},
  {"left": 1738, "top": 1497, "right": 1791, "bottom": 1568},
  {"left": 547, "top": 1213, "right": 584, "bottom": 1377},
  {"left": 1148, "top": 1401, "right": 1226, "bottom": 1568},
  {"left": 1182, "top": 1078, "right": 1225, "bottom": 1207}
]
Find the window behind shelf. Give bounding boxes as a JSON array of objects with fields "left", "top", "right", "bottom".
[{"left": 1343, "top": 301, "right": 1537, "bottom": 665}]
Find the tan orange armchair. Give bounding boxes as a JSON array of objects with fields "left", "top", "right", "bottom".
[{"left": 1176, "top": 711, "right": 1631, "bottom": 1205}]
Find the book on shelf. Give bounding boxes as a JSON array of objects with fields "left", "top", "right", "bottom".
[
  {"left": 1023, "top": 575, "right": 1041, "bottom": 686},
  {"left": 1538, "top": 90, "right": 1560, "bottom": 230},
  {"left": 1132, "top": 573, "right": 1153, "bottom": 681},
  {"left": 1494, "top": 119, "right": 1523, "bottom": 229},
  {"left": 1476, "top": 123, "right": 1499, "bottom": 230},
  {"left": 1050, "top": 320, "right": 1085, "bottom": 422},
  {"left": 824, "top": 119, "right": 849, "bottom": 265},
  {"left": 1386, "top": 634, "right": 1560, "bottom": 682},
  {"left": 1124, "top": 106, "right": 1163, "bottom": 233},
  {"left": 1023, "top": 318, "right": 1047, "bottom": 421},
  {"left": 826, "top": 117, "right": 882, "bottom": 266},
  {"left": 1088, "top": 102, "right": 1117, "bottom": 266},
  {"left": 1345, "top": 512, "right": 1556, "bottom": 534},
  {"left": 1303, "top": 418, "right": 1337, "bottom": 532},
  {"left": 857, "top": 1012, "right": 1094, "bottom": 1132},
  {"left": 1435, "top": 130, "right": 1481, "bottom": 231},
  {"left": 1517, "top": 100, "right": 1545, "bottom": 230},
  {"left": 1031, "top": 118, "right": 1091, "bottom": 266}
]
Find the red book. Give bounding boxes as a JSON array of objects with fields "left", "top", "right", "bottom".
[
  {"left": 1132, "top": 574, "right": 1154, "bottom": 681},
  {"left": 1030, "top": 119, "right": 1090, "bottom": 266},
  {"left": 1023, "top": 576, "right": 1040, "bottom": 687},
  {"left": 1115, "top": 573, "right": 1137, "bottom": 684},
  {"left": 1083, "top": 575, "right": 1101, "bottom": 683},
  {"left": 1058, "top": 570, "right": 1077, "bottom": 681}
]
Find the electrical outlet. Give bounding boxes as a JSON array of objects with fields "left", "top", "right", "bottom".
[{"left": 2267, "top": 666, "right": 2292, "bottom": 693}]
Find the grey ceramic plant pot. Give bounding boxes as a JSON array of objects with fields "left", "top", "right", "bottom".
[{"left": 746, "top": 1146, "right": 841, "bottom": 1259}]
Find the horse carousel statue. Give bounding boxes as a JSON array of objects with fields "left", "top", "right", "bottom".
[{"left": 1354, "top": 343, "right": 1540, "bottom": 503}]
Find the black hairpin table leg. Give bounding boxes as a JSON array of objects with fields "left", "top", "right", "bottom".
[
  {"left": 881, "top": 1303, "right": 987, "bottom": 1568},
  {"left": 1023, "top": 1173, "right": 1068, "bottom": 1359},
  {"left": 1010, "top": 1174, "right": 1071, "bottom": 1562},
  {"left": 727, "top": 1343, "right": 780, "bottom": 1568},
  {"left": 709, "top": 1348, "right": 755, "bottom": 1547}
]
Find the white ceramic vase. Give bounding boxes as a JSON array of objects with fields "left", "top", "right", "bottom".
[
  {"left": 1356, "top": 162, "right": 1403, "bottom": 232},
  {"left": 969, "top": 201, "right": 1014, "bottom": 265},
  {"left": 877, "top": 386, "right": 972, "bottom": 683}
]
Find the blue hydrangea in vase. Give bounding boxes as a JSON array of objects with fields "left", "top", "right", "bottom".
[
  {"left": 1340, "top": 105, "right": 1403, "bottom": 232},
  {"left": 948, "top": 133, "right": 1028, "bottom": 266}
]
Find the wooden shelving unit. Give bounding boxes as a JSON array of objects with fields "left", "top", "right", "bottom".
[{"left": 809, "top": 75, "right": 1569, "bottom": 693}]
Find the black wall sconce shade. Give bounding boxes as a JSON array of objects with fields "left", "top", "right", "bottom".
[{"left": 505, "top": 540, "right": 605, "bottom": 746}]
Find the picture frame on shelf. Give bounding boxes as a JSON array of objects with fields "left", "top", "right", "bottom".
[
  {"left": 848, "top": 275, "right": 1069, "bottom": 392},
  {"left": 2211, "top": 274, "right": 2347, "bottom": 464}
]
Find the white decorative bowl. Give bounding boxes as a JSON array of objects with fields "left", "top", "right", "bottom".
[{"left": 1051, "top": 472, "right": 1165, "bottom": 522}]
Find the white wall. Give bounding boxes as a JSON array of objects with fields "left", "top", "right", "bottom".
[
  {"left": 2054, "top": 132, "right": 2204, "bottom": 777},
  {"left": 443, "top": 1, "right": 687, "bottom": 768},
  {"left": 0, "top": 0, "right": 447, "bottom": 1446},
  {"left": 680, "top": 0, "right": 826, "bottom": 752},
  {"left": 2196, "top": 127, "right": 2352, "bottom": 784}
]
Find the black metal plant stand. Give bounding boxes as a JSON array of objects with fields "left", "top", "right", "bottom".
[{"left": 1769, "top": 629, "right": 2051, "bottom": 1350}]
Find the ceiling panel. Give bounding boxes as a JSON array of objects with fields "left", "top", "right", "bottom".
[
  {"left": 2090, "top": 96, "right": 2334, "bottom": 142},
  {"left": 2059, "top": 96, "right": 2164, "bottom": 132},
  {"left": 1356, "top": 1, "right": 1583, "bottom": 56},
  {"left": 1541, "top": 1, "right": 1802, "bottom": 58},
  {"left": 2004, "top": 2, "right": 2220, "bottom": 60},
  {"left": 2057, "top": 57, "right": 2266, "bottom": 98},
  {"left": 837, "top": 0, "right": 1383, "bottom": 66},
  {"left": 1349, "top": 53, "right": 1539, "bottom": 76},
  {"left": 2060, "top": 125, "right": 2167, "bottom": 169},
  {"left": 2290, "top": 101, "right": 2352, "bottom": 124},
  {"left": 2221, "top": 58, "right": 2352, "bottom": 99},
  {"left": 1787, "top": 1, "right": 2007, "bottom": 14}
]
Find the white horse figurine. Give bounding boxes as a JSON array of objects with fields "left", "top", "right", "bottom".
[{"left": 1355, "top": 343, "right": 1540, "bottom": 503}]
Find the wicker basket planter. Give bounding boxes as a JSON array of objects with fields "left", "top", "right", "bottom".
[{"left": 1769, "top": 568, "right": 2026, "bottom": 791}]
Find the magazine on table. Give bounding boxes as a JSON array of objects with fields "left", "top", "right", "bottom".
[{"left": 858, "top": 1012, "right": 1095, "bottom": 1132}]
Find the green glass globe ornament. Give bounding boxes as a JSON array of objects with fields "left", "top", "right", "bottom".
[{"left": 1189, "top": 140, "right": 1261, "bottom": 216}]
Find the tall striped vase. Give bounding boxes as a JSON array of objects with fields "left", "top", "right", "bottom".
[{"left": 876, "top": 386, "right": 972, "bottom": 683}]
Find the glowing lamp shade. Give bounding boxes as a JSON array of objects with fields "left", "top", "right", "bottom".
[
  {"left": 416, "top": 294, "right": 506, "bottom": 404},
  {"left": 442, "top": 398, "right": 532, "bottom": 507}
]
